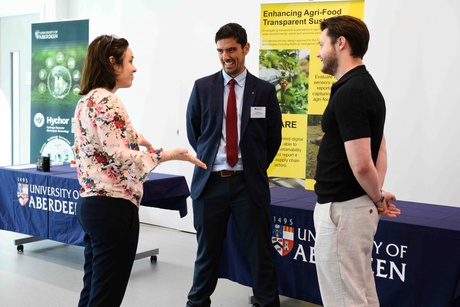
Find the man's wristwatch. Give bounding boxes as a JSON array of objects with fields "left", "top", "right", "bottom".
[{"left": 373, "top": 190, "right": 385, "bottom": 207}]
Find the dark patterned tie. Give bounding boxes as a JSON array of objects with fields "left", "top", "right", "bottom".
[{"left": 226, "top": 79, "right": 238, "bottom": 166}]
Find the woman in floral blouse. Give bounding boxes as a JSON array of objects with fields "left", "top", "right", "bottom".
[{"left": 74, "top": 34, "right": 206, "bottom": 307}]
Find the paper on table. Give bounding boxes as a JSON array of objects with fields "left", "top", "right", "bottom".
[
  {"left": 4, "top": 161, "right": 63, "bottom": 170},
  {"left": 4, "top": 164, "right": 37, "bottom": 170}
]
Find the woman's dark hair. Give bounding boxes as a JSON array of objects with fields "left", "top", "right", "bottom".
[
  {"left": 79, "top": 35, "right": 129, "bottom": 95},
  {"left": 320, "top": 15, "right": 369, "bottom": 59},
  {"left": 215, "top": 23, "right": 247, "bottom": 49}
]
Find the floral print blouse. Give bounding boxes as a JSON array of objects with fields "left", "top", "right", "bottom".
[{"left": 74, "top": 88, "right": 161, "bottom": 207}]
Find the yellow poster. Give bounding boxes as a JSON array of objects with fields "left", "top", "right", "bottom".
[{"left": 262, "top": 1, "right": 364, "bottom": 189}]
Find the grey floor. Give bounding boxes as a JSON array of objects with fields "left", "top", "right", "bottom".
[{"left": 0, "top": 224, "right": 321, "bottom": 307}]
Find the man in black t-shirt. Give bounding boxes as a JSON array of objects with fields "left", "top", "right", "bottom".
[{"left": 313, "top": 15, "right": 401, "bottom": 307}]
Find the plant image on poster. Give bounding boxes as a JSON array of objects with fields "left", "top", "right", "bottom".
[{"left": 259, "top": 49, "right": 309, "bottom": 115}]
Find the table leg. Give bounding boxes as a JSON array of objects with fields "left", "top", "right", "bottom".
[
  {"left": 134, "top": 248, "right": 159, "bottom": 263},
  {"left": 14, "top": 236, "right": 45, "bottom": 251}
]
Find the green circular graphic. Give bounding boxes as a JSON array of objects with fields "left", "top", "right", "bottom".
[{"left": 47, "top": 65, "right": 72, "bottom": 99}]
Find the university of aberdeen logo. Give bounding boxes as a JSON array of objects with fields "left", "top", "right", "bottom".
[
  {"left": 272, "top": 224, "right": 294, "bottom": 256},
  {"left": 17, "top": 183, "right": 29, "bottom": 206}
]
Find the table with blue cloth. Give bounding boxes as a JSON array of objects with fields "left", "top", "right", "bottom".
[
  {"left": 219, "top": 186, "right": 460, "bottom": 307},
  {"left": 0, "top": 163, "right": 190, "bottom": 261}
]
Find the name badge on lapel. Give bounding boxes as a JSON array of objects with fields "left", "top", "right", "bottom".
[{"left": 251, "top": 107, "right": 266, "bottom": 118}]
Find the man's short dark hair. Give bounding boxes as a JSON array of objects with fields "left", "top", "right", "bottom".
[
  {"left": 215, "top": 23, "right": 248, "bottom": 49},
  {"left": 321, "top": 15, "right": 369, "bottom": 58}
]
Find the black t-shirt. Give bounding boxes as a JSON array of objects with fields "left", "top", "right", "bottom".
[{"left": 314, "top": 65, "right": 386, "bottom": 203}]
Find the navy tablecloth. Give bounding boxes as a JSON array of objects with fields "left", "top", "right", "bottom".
[
  {"left": 0, "top": 163, "right": 190, "bottom": 246},
  {"left": 219, "top": 186, "right": 460, "bottom": 307}
]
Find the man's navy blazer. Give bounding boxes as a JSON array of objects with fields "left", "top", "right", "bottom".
[{"left": 186, "top": 70, "right": 282, "bottom": 207}]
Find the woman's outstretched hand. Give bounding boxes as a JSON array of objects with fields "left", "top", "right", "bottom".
[{"left": 162, "top": 148, "right": 207, "bottom": 169}]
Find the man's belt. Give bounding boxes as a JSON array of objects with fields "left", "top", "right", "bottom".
[{"left": 211, "top": 170, "right": 243, "bottom": 177}]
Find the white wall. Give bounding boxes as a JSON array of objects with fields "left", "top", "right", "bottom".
[
  {"left": 363, "top": 1, "right": 460, "bottom": 208},
  {"left": 0, "top": 13, "right": 38, "bottom": 166},
  {"left": 1, "top": 0, "right": 460, "bottom": 232}
]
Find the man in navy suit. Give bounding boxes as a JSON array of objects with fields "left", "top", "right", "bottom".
[{"left": 185, "top": 23, "right": 282, "bottom": 307}]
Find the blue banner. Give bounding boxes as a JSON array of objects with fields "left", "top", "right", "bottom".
[{"left": 30, "top": 19, "right": 89, "bottom": 163}]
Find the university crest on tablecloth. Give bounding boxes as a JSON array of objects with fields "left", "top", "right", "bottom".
[
  {"left": 272, "top": 224, "right": 294, "bottom": 256},
  {"left": 17, "top": 183, "right": 29, "bottom": 206}
]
